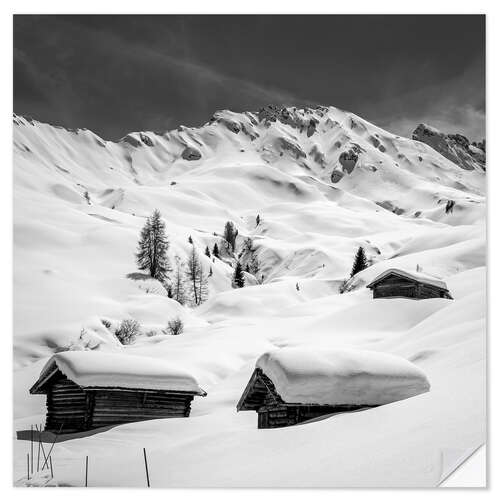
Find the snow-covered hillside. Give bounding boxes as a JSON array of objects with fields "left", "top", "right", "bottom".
[{"left": 13, "top": 105, "right": 486, "bottom": 486}]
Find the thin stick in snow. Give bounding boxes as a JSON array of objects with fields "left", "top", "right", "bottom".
[
  {"left": 36, "top": 428, "right": 41, "bottom": 472},
  {"left": 30, "top": 425, "right": 34, "bottom": 474},
  {"left": 49, "top": 456, "right": 54, "bottom": 479},
  {"left": 27, "top": 453, "right": 30, "bottom": 480},
  {"left": 85, "top": 456, "right": 88, "bottom": 487},
  {"left": 36, "top": 424, "right": 48, "bottom": 470},
  {"left": 41, "top": 424, "right": 62, "bottom": 471},
  {"left": 143, "top": 448, "right": 150, "bottom": 487}
]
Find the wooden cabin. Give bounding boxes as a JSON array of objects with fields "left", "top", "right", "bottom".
[
  {"left": 366, "top": 268, "right": 452, "bottom": 300},
  {"left": 30, "top": 352, "right": 206, "bottom": 434},
  {"left": 236, "top": 367, "right": 372, "bottom": 429}
]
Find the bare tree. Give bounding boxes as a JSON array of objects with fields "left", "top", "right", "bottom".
[
  {"left": 171, "top": 256, "right": 187, "bottom": 305},
  {"left": 185, "top": 247, "right": 208, "bottom": 306}
]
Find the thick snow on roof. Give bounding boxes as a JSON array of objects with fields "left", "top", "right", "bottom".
[
  {"left": 366, "top": 268, "right": 449, "bottom": 290},
  {"left": 38, "top": 351, "right": 206, "bottom": 395},
  {"left": 256, "top": 347, "right": 430, "bottom": 406}
]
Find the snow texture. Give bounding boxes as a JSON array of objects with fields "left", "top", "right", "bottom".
[
  {"left": 38, "top": 351, "right": 206, "bottom": 394},
  {"left": 256, "top": 347, "right": 430, "bottom": 405},
  {"left": 12, "top": 106, "right": 485, "bottom": 487}
]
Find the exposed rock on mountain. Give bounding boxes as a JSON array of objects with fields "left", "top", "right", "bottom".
[
  {"left": 412, "top": 123, "right": 485, "bottom": 171},
  {"left": 182, "top": 146, "right": 202, "bottom": 161}
]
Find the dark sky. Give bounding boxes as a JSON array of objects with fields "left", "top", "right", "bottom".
[{"left": 14, "top": 15, "right": 485, "bottom": 141}]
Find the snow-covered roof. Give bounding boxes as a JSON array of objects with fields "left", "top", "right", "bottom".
[
  {"left": 366, "top": 268, "right": 449, "bottom": 291},
  {"left": 242, "top": 347, "right": 430, "bottom": 407},
  {"left": 30, "top": 351, "right": 206, "bottom": 395}
]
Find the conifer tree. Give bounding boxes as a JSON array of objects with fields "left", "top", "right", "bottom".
[
  {"left": 185, "top": 247, "right": 208, "bottom": 306},
  {"left": 233, "top": 261, "right": 245, "bottom": 288},
  {"left": 188, "top": 235, "right": 193, "bottom": 244},
  {"left": 350, "top": 246, "right": 368, "bottom": 278},
  {"left": 256, "top": 214, "right": 260, "bottom": 226},
  {"left": 136, "top": 209, "right": 171, "bottom": 282},
  {"left": 205, "top": 245, "right": 211, "bottom": 257},
  {"left": 223, "top": 221, "right": 238, "bottom": 252},
  {"left": 212, "top": 242, "right": 220, "bottom": 259},
  {"left": 208, "top": 266, "right": 213, "bottom": 277}
]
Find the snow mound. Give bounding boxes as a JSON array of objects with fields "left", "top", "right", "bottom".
[
  {"left": 256, "top": 347, "right": 430, "bottom": 406},
  {"left": 36, "top": 351, "right": 206, "bottom": 394}
]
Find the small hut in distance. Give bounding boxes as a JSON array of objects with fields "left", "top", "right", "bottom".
[
  {"left": 237, "top": 348, "right": 430, "bottom": 429},
  {"left": 366, "top": 268, "right": 452, "bottom": 300},
  {"left": 30, "top": 351, "right": 206, "bottom": 434}
]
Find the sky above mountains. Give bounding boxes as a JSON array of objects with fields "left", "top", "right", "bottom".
[{"left": 14, "top": 15, "right": 485, "bottom": 141}]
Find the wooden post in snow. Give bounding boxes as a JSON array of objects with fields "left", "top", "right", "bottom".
[
  {"left": 143, "top": 448, "right": 150, "bottom": 487},
  {"left": 49, "top": 456, "right": 54, "bottom": 479},
  {"left": 27, "top": 453, "right": 30, "bottom": 480},
  {"left": 85, "top": 456, "right": 88, "bottom": 487}
]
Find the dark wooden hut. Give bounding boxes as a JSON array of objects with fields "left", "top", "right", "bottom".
[
  {"left": 30, "top": 352, "right": 206, "bottom": 434},
  {"left": 366, "top": 268, "right": 452, "bottom": 300},
  {"left": 236, "top": 368, "right": 372, "bottom": 429}
]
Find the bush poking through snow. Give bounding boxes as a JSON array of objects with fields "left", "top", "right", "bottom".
[
  {"left": 166, "top": 317, "right": 184, "bottom": 335},
  {"left": 101, "top": 318, "right": 111, "bottom": 329},
  {"left": 115, "top": 319, "right": 140, "bottom": 345}
]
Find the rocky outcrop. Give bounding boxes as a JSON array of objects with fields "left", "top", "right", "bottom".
[
  {"left": 412, "top": 123, "right": 485, "bottom": 171},
  {"left": 181, "top": 146, "right": 202, "bottom": 161},
  {"left": 339, "top": 150, "right": 358, "bottom": 174}
]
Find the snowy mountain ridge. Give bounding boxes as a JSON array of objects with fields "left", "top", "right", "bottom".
[{"left": 13, "top": 105, "right": 485, "bottom": 486}]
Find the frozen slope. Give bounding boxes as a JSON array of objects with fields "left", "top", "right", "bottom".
[{"left": 13, "top": 106, "right": 485, "bottom": 486}]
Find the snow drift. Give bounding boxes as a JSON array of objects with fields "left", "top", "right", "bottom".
[
  {"left": 33, "top": 351, "right": 206, "bottom": 394},
  {"left": 256, "top": 347, "right": 430, "bottom": 406}
]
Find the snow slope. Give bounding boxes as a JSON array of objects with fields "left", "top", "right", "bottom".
[{"left": 13, "top": 105, "right": 486, "bottom": 486}]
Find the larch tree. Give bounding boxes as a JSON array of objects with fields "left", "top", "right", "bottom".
[
  {"left": 350, "top": 246, "right": 368, "bottom": 278},
  {"left": 185, "top": 247, "right": 208, "bottom": 306},
  {"left": 171, "top": 256, "right": 187, "bottom": 305},
  {"left": 233, "top": 261, "right": 245, "bottom": 288},
  {"left": 223, "top": 221, "right": 238, "bottom": 252},
  {"left": 136, "top": 209, "right": 171, "bottom": 282}
]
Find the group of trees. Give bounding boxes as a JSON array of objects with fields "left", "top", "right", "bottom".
[{"left": 136, "top": 209, "right": 208, "bottom": 307}]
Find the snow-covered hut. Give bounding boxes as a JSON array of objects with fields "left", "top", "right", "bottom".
[
  {"left": 30, "top": 351, "right": 206, "bottom": 434},
  {"left": 366, "top": 268, "right": 452, "bottom": 300},
  {"left": 237, "top": 348, "right": 430, "bottom": 429}
]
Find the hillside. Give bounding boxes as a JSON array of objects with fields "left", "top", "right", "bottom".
[{"left": 13, "top": 105, "right": 486, "bottom": 486}]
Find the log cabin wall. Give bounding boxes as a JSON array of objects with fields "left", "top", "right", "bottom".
[
  {"left": 372, "top": 276, "right": 446, "bottom": 299},
  {"left": 257, "top": 404, "right": 373, "bottom": 429},
  {"left": 44, "top": 375, "right": 195, "bottom": 433},
  {"left": 89, "top": 388, "right": 193, "bottom": 429}
]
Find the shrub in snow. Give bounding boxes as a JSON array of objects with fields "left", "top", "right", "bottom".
[
  {"left": 166, "top": 317, "right": 184, "bottom": 335},
  {"left": 115, "top": 319, "right": 140, "bottom": 345},
  {"left": 101, "top": 318, "right": 111, "bottom": 329}
]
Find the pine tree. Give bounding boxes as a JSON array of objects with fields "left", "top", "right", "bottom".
[
  {"left": 136, "top": 209, "right": 171, "bottom": 282},
  {"left": 171, "top": 257, "right": 187, "bottom": 305},
  {"left": 256, "top": 214, "right": 260, "bottom": 226},
  {"left": 212, "top": 242, "right": 220, "bottom": 259},
  {"left": 188, "top": 235, "right": 193, "bottom": 244},
  {"left": 185, "top": 247, "right": 208, "bottom": 306},
  {"left": 233, "top": 261, "right": 245, "bottom": 288},
  {"left": 205, "top": 245, "right": 211, "bottom": 257},
  {"left": 350, "top": 246, "right": 368, "bottom": 278},
  {"left": 223, "top": 221, "right": 238, "bottom": 252},
  {"left": 208, "top": 266, "right": 213, "bottom": 277}
]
